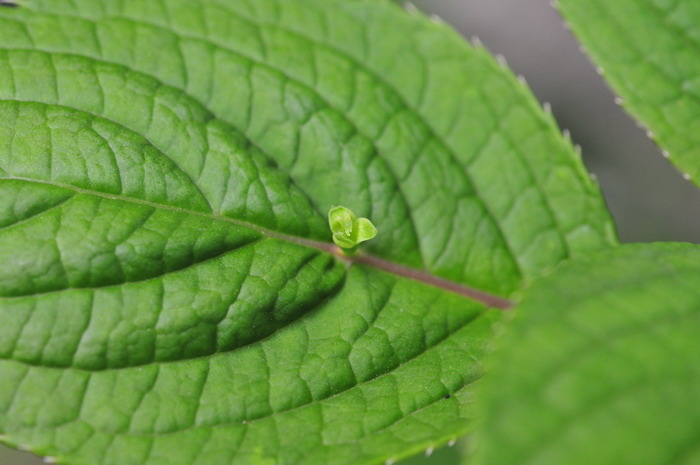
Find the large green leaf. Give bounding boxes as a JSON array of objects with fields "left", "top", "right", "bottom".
[
  {"left": 557, "top": 0, "right": 700, "bottom": 184},
  {"left": 473, "top": 243, "right": 700, "bottom": 465},
  {"left": 0, "top": 0, "right": 616, "bottom": 464}
]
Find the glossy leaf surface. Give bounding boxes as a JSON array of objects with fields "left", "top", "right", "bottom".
[{"left": 0, "top": 0, "right": 615, "bottom": 463}]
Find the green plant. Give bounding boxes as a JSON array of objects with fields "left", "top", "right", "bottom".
[{"left": 0, "top": 1, "right": 696, "bottom": 465}]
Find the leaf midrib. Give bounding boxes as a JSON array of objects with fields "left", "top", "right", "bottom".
[{"left": 1, "top": 173, "right": 513, "bottom": 308}]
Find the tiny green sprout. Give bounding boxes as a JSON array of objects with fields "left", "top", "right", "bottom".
[{"left": 328, "top": 206, "right": 378, "bottom": 253}]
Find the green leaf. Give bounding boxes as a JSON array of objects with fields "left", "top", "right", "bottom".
[
  {"left": 473, "top": 243, "right": 700, "bottom": 465},
  {"left": 0, "top": 0, "right": 616, "bottom": 464},
  {"left": 557, "top": 0, "right": 700, "bottom": 184}
]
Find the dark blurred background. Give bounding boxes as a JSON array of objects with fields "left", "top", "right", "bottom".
[{"left": 3, "top": 0, "right": 700, "bottom": 464}]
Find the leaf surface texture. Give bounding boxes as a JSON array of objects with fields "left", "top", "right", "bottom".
[{"left": 0, "top": 1, "right": 615, "bottom": 463}]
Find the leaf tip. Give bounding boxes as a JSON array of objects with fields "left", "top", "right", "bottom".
[
  {"left": 429, "top": 13, "right": 444, "bottom": 24},
  {"left": 402, "top": 1, "right": 418, "bottom": 13},
  {"left": 495, "top": 53, "right": 509, "bottom": 68}
]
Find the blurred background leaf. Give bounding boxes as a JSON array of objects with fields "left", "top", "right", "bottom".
[
  {"left": 558, "top": 0, "right": 700, "bottom": 190},
  {"left": 473, "top": 243, "right": 700, "bottom": 465}
]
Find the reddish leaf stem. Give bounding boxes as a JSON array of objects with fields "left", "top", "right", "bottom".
[{"left": 338, "top": 248, "right": 513, "bottom": 309}]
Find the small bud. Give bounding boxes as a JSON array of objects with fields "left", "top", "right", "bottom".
[{"left": 328, "top": 206, "right": 378, "bottom": 253}]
